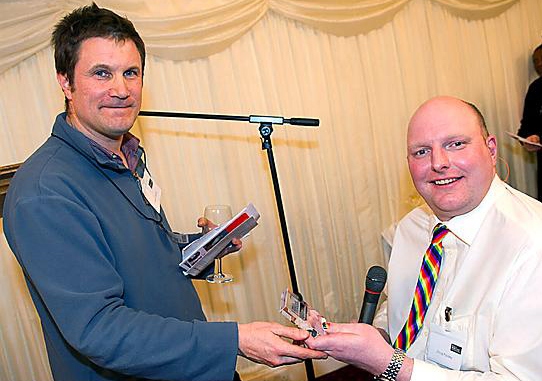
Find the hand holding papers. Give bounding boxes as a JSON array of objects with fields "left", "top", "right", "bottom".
[
  {"left": 506, "top": 131, "right": 542, "bottom": 149},
  {"left": 179, "top": 203, "right": 260, "bottom": 277}
]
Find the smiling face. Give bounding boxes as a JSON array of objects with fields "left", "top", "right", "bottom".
[
  {"left": 407, "top": 97, "right": 497, "bottom": 221},
  {"left": 57, "top": 37, "right": 143, "bottom": 151}
]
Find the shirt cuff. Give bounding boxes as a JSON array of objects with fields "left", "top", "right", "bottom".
[{"left": 411, "top": 359, "right": 451, "bottom": 381}]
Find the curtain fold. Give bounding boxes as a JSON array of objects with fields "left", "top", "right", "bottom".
[
  {"left": 431, "top": 0, "right": 518, "bottom": 18},
  {"left": 269, "top": 0, "right": 411, "bottom": 36},
  {"left": 0, "top": 0, "right": 521, "bottom": 74},
  {"left": 0, "top": 3, "right": 63, "bottom": 74},
  {"left": 129, "top": 0, "right": 269, "bottom": 61}
]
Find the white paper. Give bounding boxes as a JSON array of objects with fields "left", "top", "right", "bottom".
[
  {"left": 426, "top": 324, "right": 466, "bottom": 370},
  {"left": 140, "top": 170, "right": 161, "bottom": 213},
  {"left": 505, "top": 131, "right": 542, "bottom": 147}
]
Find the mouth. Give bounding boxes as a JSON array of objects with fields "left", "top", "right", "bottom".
[
  {"left": 431, "top": 177, "right": 462, "bottom": 186},
  {"left": 102, "top": 105, "right": 132, "bottom": 109}
]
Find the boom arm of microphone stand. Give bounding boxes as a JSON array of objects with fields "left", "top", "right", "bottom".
[{"left": 138, "top": 110, "right": 319, "bottom": 127}]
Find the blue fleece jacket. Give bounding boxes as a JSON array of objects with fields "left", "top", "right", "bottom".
[{"left": 2, "top": 113, "right": 238, "bottom": 381}]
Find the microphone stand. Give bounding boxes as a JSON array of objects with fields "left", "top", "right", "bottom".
[{"left": 139, "top": 110, "right": 319, "bottom": 381}]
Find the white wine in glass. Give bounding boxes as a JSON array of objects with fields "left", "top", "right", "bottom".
[{"left": 204, "top": 204, "right": 234, "bottom": 284}]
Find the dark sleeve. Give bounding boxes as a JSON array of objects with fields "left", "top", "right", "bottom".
[
  {"left": 518, "top": 79, "right": 542, "bottom": 138},
  {"left": 7, "top": 195, "right": 238, "bottom": 381}
]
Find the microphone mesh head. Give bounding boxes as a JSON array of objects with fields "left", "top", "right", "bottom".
[{"left": 365, "top": 265, "right": 387, "bottom": 293}]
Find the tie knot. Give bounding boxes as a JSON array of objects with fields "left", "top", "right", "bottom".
[{"left": 431, "top": 223, "right": 448, "bottom": 244}]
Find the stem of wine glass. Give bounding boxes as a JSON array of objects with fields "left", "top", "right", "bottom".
[{"left": 217, "top": 258, "right": 224, "bottom": 276}]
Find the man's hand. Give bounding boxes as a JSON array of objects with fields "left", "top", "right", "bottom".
[
  {"left": 305, "top": 323, "right": 412, "bottom": 379},
  {"left": 521, "top": 134, "right": 541, "bottom": 152},
  {"left": 306, "top": 308, "right": 327, "bottom": 336},
  {"left": 197, "top": 217, "right": 242, "bottom": 254},
  {"left": 238, "top": 322, "right": 327, "bottom": 367}
]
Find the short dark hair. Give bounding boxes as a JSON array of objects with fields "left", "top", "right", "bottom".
[
  {"left": 52, "top": 3, "right": 145, "bottom": 108},
  {"left": 462, "top": 100, "right": 489, "bottom": 139},
  {"left": 534, "top": 43, "right": 542, "bottom": 55}
]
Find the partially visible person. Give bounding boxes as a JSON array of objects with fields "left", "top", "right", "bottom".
[
  {"left": 517, "top": 43, "right": 542, "bottom": 201},
  {"left": 307, "top": 96, "right": 542, "bottom": 380},
  {"left": 2, "top": 4, "right": 325, "bottom": 381}
]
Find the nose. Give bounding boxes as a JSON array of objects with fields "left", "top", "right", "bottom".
[
  {"left": 431, "top": 147, "right": 450, "bottom": 172},
  {"left": 109, "top": 75, "right": 129, "bottom": 99}
]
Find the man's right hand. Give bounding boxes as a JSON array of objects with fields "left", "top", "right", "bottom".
[
  {"left": 521, "top": 134, "right": 541, "bottom": 151},
  {"left": 238, "top": 322, "right": 327, "bottom": 367},
  {"left": 197, "top": 217, "right": 242, "bottom": 254},
  {"left": 305, "top": 323, "right": 413, "bottom": 380}
]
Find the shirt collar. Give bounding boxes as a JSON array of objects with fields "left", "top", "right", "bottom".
[
  {"left": 431, "top": 175, "right": 503, "bottom": 245},
  {"left": 55, "top": 112, "right": 142, "bottom": 173},
  {"left": 88, "top": 133, "right": 141, "bottom": 172}
]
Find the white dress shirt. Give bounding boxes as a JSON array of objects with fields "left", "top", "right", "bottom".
[{"left": 373, "top": 176, "right": 542, "bottom": 380}]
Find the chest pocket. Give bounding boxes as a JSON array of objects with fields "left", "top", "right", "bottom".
[{"left": 427, "top": 307, "right": 491, "bottom": 372}]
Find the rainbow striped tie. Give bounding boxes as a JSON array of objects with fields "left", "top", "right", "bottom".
[{"left": 394, "top": 223, "right": 449, "bottom": 351}]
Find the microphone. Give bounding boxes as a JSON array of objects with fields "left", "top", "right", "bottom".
[{"left": 358, "top": 265, "right": 387, "bottom": 324}]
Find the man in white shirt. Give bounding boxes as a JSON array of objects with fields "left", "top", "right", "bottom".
[{"left": 307, "top": 96, "right": 542, "bottom": 380}]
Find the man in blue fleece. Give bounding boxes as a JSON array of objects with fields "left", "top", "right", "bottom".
[{"left": 2, "top": 4, "right": 325, "bottom": 381}]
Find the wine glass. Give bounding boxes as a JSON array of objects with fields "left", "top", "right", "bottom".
[{"left": 204, "top": 204, "right": 234, "bottom": 284}]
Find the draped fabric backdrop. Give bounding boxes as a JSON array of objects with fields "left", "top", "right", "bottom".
[{"left": 1, "top": 0, "right": 541, "bottom": 380}]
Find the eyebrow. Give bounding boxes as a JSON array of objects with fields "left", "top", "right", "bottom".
[
  {"left": 86, "top": 63, "right": 111, "bottom": 73},
  {"left": 87, "top": 64, "right": 141, "bottom": 73},
  {"left": 407, "top": 134, "right": 471, "bottom": 149}
]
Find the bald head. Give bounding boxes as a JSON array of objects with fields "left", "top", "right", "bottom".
[
  {"left": 408, "top": 97, "right": 488, "bottom": 140},
  {"left": 406, "top": 96, "right": 497, "bottom": 220}
]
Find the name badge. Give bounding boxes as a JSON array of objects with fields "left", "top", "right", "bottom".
[
  {"left": 140, "top": 170, "right": 162, "bottom": 214},
  {"left": 426, "top": 323, "right": 466, "bottom": 370}
]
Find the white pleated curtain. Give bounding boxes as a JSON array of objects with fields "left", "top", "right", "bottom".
[{"left": 0, "top": 0, "right": 539, "bottom": 380}]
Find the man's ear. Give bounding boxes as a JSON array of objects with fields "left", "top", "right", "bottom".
[
  {"left": 56, "top": 73, "right": 72, "bottom": 101},
  {"left": 486, "top": 135, "right": 498, "bottom": 164}
]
